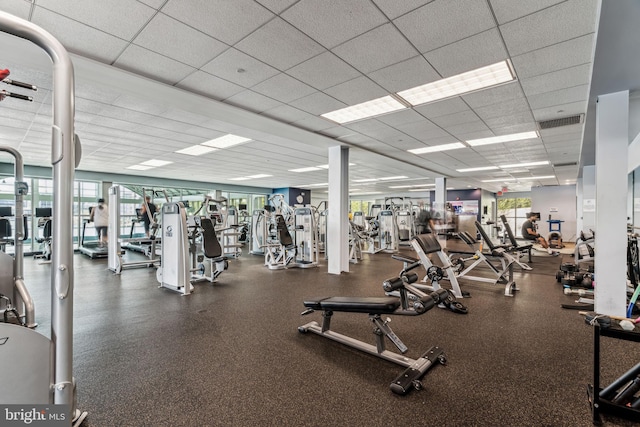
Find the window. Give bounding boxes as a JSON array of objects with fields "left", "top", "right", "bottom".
[{"left": 498, "top": 197, "right": 532, "bottom": 238}]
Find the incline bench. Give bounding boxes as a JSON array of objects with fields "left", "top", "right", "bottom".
[
  {"left": 299, "top": 272, "right": 449, "bottom": 395},
  {"left": 499, "top": 214, "right": 533, "bottom": 264}
]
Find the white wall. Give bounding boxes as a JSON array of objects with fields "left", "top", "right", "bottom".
[{"left": 531, "top": 185, "right": 577, "bottom": 242}]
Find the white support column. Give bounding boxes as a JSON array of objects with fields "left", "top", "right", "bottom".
[
  {"left": 327, "top": 146, "right": 349, "bottom": 274},
  {"left": 434, "top": 177, "right": 447, "bottom": 245},
  {"left": 582, "top": 165, "right": 596, "bottom": 232},
  {"left": 595, "top": 90, "right": 629, "bottom": 317},
  {"left": 576, "top": 177, "right": 584, "bottom": 235}
]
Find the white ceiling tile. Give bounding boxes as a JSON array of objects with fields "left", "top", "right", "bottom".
[
  {"left": 461, "top": 82, "right": 524, "bottom": 109},
  {"left": 483, "top": 111, "right": 535, "bottom": 129},
  {"left": 35, "top": 0, "right": 155, "bottom": 40},
  {"left": 474, "top": 97, "right": 531, "bottom": 121},
  {"left": 533, "top": 100, "right": 587, "bottom": 122},
  {"left": 376, "top": 110, "right": 426, "bottom": 127},
  {"left": 511, "top": 34, "right": 595, "bottom": 80},
  {"left": 445, "top": 121, "right": 492, "bottom": 137},
  {"left": 260, "top": 105, "right": 315, "bottom": 124},
  {"left": 424, "top": 29, "right": 508, "bottom": 77},
  {"left": 114, "top": 45, "right": 196, "bottom": 85},
  {"left": 368, "top": 55, "right": 440, "bottom": 93},
  {"left": 291, "top": 115, "right": 336, "bottom": 132},
  {"left": 323, "top": 76, "right": 388, "bottom": 105},
  {"left": 255, "top": 0, "right": 298, "bottom": 14},
  {"left": 176, "top": 70, "right": 245, "bottom": 101},
  {"left": 235, "top": 17, "right": 325, "bottom": 71},
  {"left": 111, "top": 94, "right": 167, "bottom": 115},
  {"left": 332, "top": 23, "right": 418, "bottom": 74},
  {"left": 201, "top": 48, "right": 279, "bottom": 88},
  {"left": 158, "top": 109, "right": 211, "bottom": 126},
  {"left": 251, "top": 73, "right": 317, "bottom": 103},
  {"left": 500, "top": 0, "right": 598, "bottom": 56},
  {"left": 396, "top": 121, "right": 450, "bottom": 142},
  {"left": 394, "top": 0, "right": 495, "bottom": 53},
  {"left": 31, "top": 7, "right": 129, "bottom": 63},
  {"left": 137, "top": 0, "right": 165, "bottom": 9},
  {"left": 223, "top": 90, "right": 284, "bottom": 113},
  {"left": 162, "top": 0, "right": 274, "bottom": 45},
  {"left": 489, "top": 0, "right": 565, "bottom": 25},
  {"left": 0, "top": 0, "right": 31, "bottom": 19},
  {"left": 289, "top": 92, "right": 347, "bottom": 116},
  {"left": 133, "top": 13, "right": 228, "bottom": 68},
  {"left": 521, "top": 64, "right": 591, "bottom": 96},
  {"left": 528, "top": 85, "right": 589, "bottom": 110},
  {"left": 430, "top": 110, "right": 479, "bottom": 128},
  {"left": 287, "top": 52, "right": 360, "bottom": 91},
  {"left": 282, "top": 0, "right": 387, "bottom": 49},
  {"left": 372, "top": 0, "right": 433, "bottom": 20}
]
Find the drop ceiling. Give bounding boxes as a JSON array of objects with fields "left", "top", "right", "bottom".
[{"left": 0, "top": 0, "right": 606, "bottom": 195}]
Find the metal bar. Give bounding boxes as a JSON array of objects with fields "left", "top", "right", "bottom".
[{"left": 0, "top": 11, "right": 77, "bottom": 411}]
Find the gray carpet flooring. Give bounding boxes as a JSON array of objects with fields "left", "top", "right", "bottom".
[{"left": 18, "top": 245, "right": 640, "bottom": 426}]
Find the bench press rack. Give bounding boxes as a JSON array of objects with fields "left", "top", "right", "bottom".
[{"left": 299, "top": 273, "right": 448, "bottom": 395}]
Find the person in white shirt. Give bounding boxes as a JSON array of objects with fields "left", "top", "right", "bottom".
[{"left": 89, "top": 198, "right": 109, "bottom": 246}]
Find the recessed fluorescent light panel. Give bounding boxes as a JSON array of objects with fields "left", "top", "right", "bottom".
[
  {"left": 408, "top": 142, "right": 466, "bottom": 155},
  {"left": 353, "top": 178, "right": 379, "bottom": 183},
  {"left": 228, "top": 177, "right": 251, "bottom": 181},
  {"left": 520, "top": 175, "right": 556, "bottom": 180},
  {"left": 202, "top": 134, "right": 252, "bottom": 149},
  {"left": 396, "top": 60, "right": 516, "bottom": 106},
  {"left": 246, "top": 174, "right": 272, "bottom": 179},
  {"left": 317, "top": 163, "right": 356, "bottom": 169},
  {"left": 499, "top": 160, "right": 549, "bottom": 168},
  {"left": 321, "top": 95, "right": 406, "bottom": 124},
  {"left": 481, "top": 178, "right": 517, "bottom": 183},
  {"left": 175, "top": 145, "right": 218, "bottom": 156},
  {"left": 457, "top": 166, "right": 500, "bottom": 173},
  {"left": 289, "top": 167, "right": 322, "bottom": 173},
  {"left": 466, "top": 131, "right": 538, "bottom": 147},
  {"left": 140, "top": 159, "right": 173, "bottom": 167},
  {"left": 388, "top": 184, "right": 436, "bottom": 189},
  {"left": 379, "top": 176, "right": 408, "bottom": 181},
  {"left": 126, "top": 165, "right": 154, "bottom": 171}
]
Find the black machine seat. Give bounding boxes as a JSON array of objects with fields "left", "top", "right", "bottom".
[
  {"left": 199, "top": 217, "right": 227, "bottom": 263},
  {"left": 303, "top": 296, "right": 401, "bottom": 314},
  {"left": 275, "top": 214, "right": 295, "bottom": 249},
  {"left": 412, "top": 233, "right": 442, "bottom": 255}
]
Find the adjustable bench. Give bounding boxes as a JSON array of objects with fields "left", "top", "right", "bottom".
[
  {"left": 299, "top": 273, "right": 448, "bottom": 395},
  {"left": 499, "top": 214, "right": 533, "bottom": 265},
  {"left": 473, "top": 221, "right": 520, "bottom": 296},
  {"left": 452, "top": 231, "right": 518, "bottom": 296}
]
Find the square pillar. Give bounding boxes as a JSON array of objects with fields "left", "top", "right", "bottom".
[
  {"left": 327, "top": 146, "right": 349, "bottom": 274},
  {"left": 594, "top": 90, "right": 629, "bottom": 317}
]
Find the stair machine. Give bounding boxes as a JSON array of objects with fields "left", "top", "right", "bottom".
[
  {"left": 108, "top": 186, "right": 162, "bottom": 274},
  {"left": 0, "top": 147, "right": 36, "bottom": 329},
  {"left": 0, "top": 12, "right": 87, "bottom": 424}
]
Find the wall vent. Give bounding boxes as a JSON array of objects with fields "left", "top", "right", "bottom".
[
  {"left": 537, "top": 114, "right": 584, "bottom": 130},
  {"left": 553, "top": 162, "right": 578, "bottom": 168}
]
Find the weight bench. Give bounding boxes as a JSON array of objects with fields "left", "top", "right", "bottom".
[
  {"left": 499, "top": 215, "right": 533, "bottom": 265},
  {"left": 473, "top": 222, "right": 520, "bottom": 296},
  {"left": 394, "top": 233, "right": 466, "bottom": 299},
  {"left": 450, "top": 231, "right": 518, "bottom": 296},
  {"left": 299, "top": 273, "right": 448, "bottom": 395}
]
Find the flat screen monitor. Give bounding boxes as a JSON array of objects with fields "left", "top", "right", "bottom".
[
  {"left": 36, "top": 207, "right": 52, "bottom": 217},
  {"left": 0, "top": 206, "right": 12, "bottom": 217}
]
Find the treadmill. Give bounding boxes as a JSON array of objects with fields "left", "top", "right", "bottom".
[{"left": 78, "top": 207, "right": 108, "bottom": 259}]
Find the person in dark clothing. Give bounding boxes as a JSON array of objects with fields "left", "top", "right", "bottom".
[
  {"left": 521, "top": 212, "right": 558, "bottom": 256},
  {"left": 140, "top": 195, "right": 157, "bottom": 237},
  {"left": 415, "top": 204, "right": 434, "bottom": 234}
]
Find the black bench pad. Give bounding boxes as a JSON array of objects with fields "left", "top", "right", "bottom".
[
  {"left": 303, "top": 296, "right": 400, "bottom": 313},
  {"left": 391, "top": 254, "right": 419, "bottom": 263}
]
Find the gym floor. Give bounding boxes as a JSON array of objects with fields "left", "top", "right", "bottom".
[{"left": 22, "top": 243, "right": 637, "bottom": 427}]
